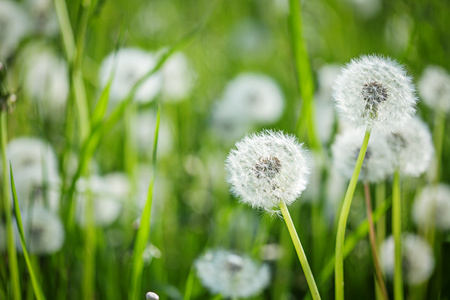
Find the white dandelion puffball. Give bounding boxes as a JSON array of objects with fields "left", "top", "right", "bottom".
[
  {"left": 332, "top": 129, "right": 394, "bottom": 183},
  {"left": 161, "top": 51, "right": 195, "bottom": 101},
  {"left": 418, "top": 65, "right": 450, "bottom": 113},
  {"left": 380, "top": 234, "right": 435, "bottom": 285},
  {"left": 14, "top": 206, "right": 65, "bottom": 254},
  {"left": 131, "top": 110, "right": 174, "bottom": 157},
  {"left": 211, "top": 98, "right": 252, "bottom": 144},
  {"left": 0, "top": 0, "right": 30, "bottom": 60},
  {"left": 75, "top": 174, "right": 127, "bottom": 227},
  {"left": 25, "top": 0, "right": 59, "bottom": 36},
  {"left": 195, "top": 249, "right": 270, "bottom": 298},
  {"left": 23, "top": 50, "right": 69, "bottom": 115},
  {"left": 222, "top": 73, "right": 285, "bottom": 124},
  {"left": 226, "top": 130, "right": 310, "bottom": 211},
  {"left": 4, "top": 137, "right": 60, "bottom": 211},
  {"left": 333, "top": 55, "right": 417, "bottom": 133},
  {"left": 99, "top": 48, "right": 162, "bottom": 105},
  {"left": 413, "top": 184, "right": 450, "bottom": 231},
  {"left": 385, "top": 116, "right": 434, "bottom": 177}
]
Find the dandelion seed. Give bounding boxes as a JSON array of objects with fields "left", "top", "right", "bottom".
[
  {"left": 385, "top": 116, "right": 434, "bottom": 177},
  {"left": 225, "top": 130, "right": 310, "bottom": 212},
  {"left": 333, "top": 55, "right": 417, "bottom": 133},
  {"left": 413, "top": 184, "right": 450, "bottom": 231},
  {"left": 332, "top": 129, "right": 394, "bottom": 182},
  {"left": 418, "top": 65, "right": 450, "bottom": 113},
  {"left": 146, "top": 291, "right": 159, "bottom": 300},
  {"left": 195, "top": 249, "right": 270, "bottom": 298},
  {"left": 380, "top": 234, "right": 435, "bottom": 285},
  {"left": 99, "top": 48, "right": 162, "bottom": 105},
  {"left": 14, "top": 206, "right": 65, "bottom": 254}
]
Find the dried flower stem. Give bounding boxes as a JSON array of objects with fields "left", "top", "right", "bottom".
[
  {"left": 392, "top": 170, "right": 403, "bottom": 300},
  {"left": 364, "top": 182, "right": 389, "bottom": 300},
  {"left": 279, "top": 200, "right": 321, "bottom": 300},
  {"left": 335, "top": 130, "right": 371, "bottom": 300}
]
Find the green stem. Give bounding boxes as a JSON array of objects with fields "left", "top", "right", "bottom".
[
  {"left": 432, "top": 110, "right": 445, "bottom": 183},
  {"left": 364, "top": 182, "right": 389, "bottom": 300},
  {"left": 335, "top": 130, "right": 371, "bottom": 300},
  {"left": 393, "top": 170, "right": 403, "bottom": 300},
  {"left": 375, "top": 182, "right": 387, "bottom": 300},
  {"left": 288, "top": 0, "right": 321, "bottom": 153},
  {"left": 1, "top": 111, "right": 21, "bottom": 300},
  {"left": 279, "top": 201, "right": 321, "bottom": 300}
]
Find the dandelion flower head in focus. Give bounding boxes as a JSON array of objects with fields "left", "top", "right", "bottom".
[
  {"left": 195, "top": 249, "right": 270, "bottom": 298},
  {"left": 380, "top": 234, "right": 435, "bottom": 285},
  {"left": 226, "top": 130, "right": 309, "bottom": 212},
  {"left": 413, "top": 184, "right": 450, "bottom": 231},
  {"left": 333, "top": 55, "right": 417, "bottom": 133}
]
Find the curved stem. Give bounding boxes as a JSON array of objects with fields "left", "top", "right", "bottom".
[
  {"left": 364, "top": 182, "right": 389, "bottom": 300},
  {"left": 279, "top": 201, "right": 321, "bottom": 300},
  {"left": 392, "top": 170, "right": 403, "bottom": 300},
  {"left": 335, "top": 130, "right": 371, "bottom": 300}
]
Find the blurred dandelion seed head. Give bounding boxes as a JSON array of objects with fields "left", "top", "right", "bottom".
[
  {"left": 380, "top": 234, "right": 435, "bottom": 285},
  {"left": 418, "top": 65, "right": 450, "bottom": 113},
  {"left": 226, "top": 130, "right": 309, "bottom": 212},
  {"left": 14, "top": 206, "right": 65, "bottom": 254},
  {"left": 413, "top": 184, "right": 450, "bottom": 231},
  {"left": 333, "top": 55, "right": 417, "bottom": 133},
  {"left": 332, "top": 129, "right": 394, "bottom": 182},
  {"left": 195, "top": 249, "right": 270, "bottom": 298},
  {"left": 386, "top": 116, "right": 434, "bottom": 177}
]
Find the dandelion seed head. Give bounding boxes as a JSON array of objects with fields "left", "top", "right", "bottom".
[
  {"left": 160, "top": 51, "right": 195, "bottom": 102},
  {"left": 413, "top": 184, "right": 450, "bottom": 231},
  {"left": 386, "top": 116, "right": 434, "bottom": 177},
  {"left": 333, "top": 55, "right": 417, "bottom": 133},
  {"left": 418, "top": 65, "right": 450, "bottom": 113},
  {"left": 76, "top": 174, "right": 128, "bottom": 227},
  {"left": 0, "top": 1, "right": 30, "bottom": 60},
  {"left": 14, "top": 206, "right": 64, "bottom": 254},
  {"left": 332, "top": 129, "right": 394, "bottom": 182},
  {"left": 380, "top": 234, "right": 435, "bottom": 285},
  {"left": 222, "top": 73, "right": 284, "bottom": 124},
  {"left": 99, "top": 48, "right": 162, "bottom": 105},
  {"left": 195, "top": 249, "right": 270, "bottom": 298},
  {"left": 226, "top": 130, "right": 310, "bottom": 212}
]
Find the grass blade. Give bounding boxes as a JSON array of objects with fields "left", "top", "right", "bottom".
[{"left": 10, "top": 164, "right": 47, "bottom": 300}]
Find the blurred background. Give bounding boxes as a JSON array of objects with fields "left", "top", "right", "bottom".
[{"left": 1, "top": 0, "right": 449, "bottom": 299}]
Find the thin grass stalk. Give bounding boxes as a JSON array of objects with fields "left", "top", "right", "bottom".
[
  {"left": 10, "top": 165, "right": 46, "bottom": 300},
  {"left": 432, "top": 110, "right": 445, "bottom": 184},
  {"left": 288, "top": 0, "right": 321, "bottom": 153},
  {"left": 83, "top": 190, "right": 96, "bottom": 300},
  {"left": 1, "top": 112, "right": 21, "bottom": 300},
  {"left": 375, "top": 182, "right": 387, "bottom": 300},
  {"left": 364, "top": 182, "right": 389, "bottom": 300},
  {"left": 279, "top": 200, "right": 321, "bottom": 300},
  {"left": 335, "top": 130, "right": 371, "bottom": 300},
  {"left": 129, "top": 104, "right": 161, "bottom": 299},
  {"left": 318, "top": 195, "right": 391, "bottom": 285},
  {"left": 392, "top": 170, "right": 403, "bottom": 300}
]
